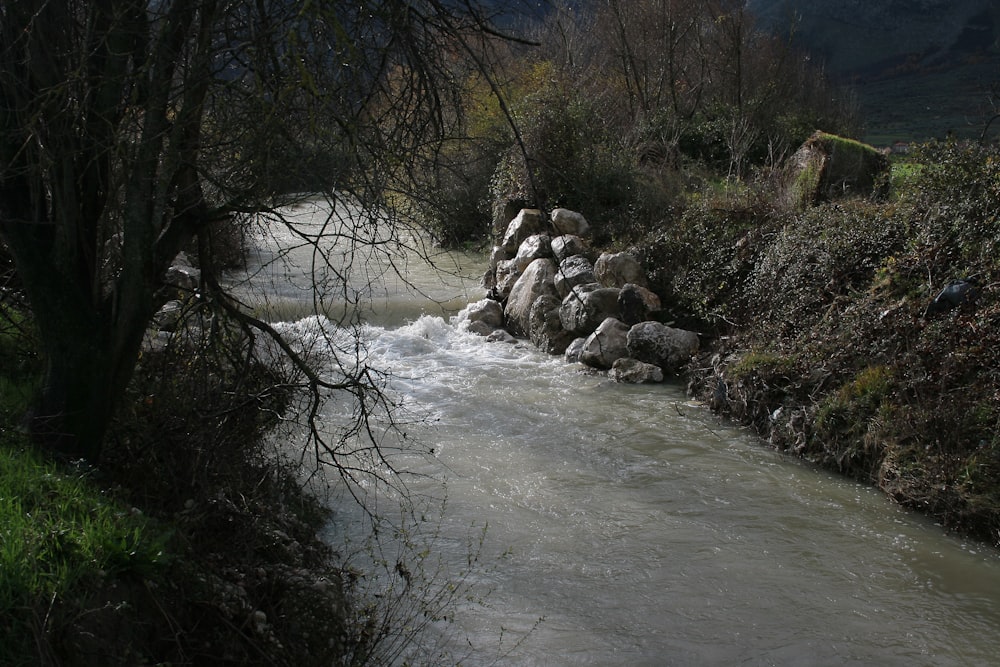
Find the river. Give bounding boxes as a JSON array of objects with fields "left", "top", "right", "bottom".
[{"left": 236, "top": 199, "right": 1000, "bottom": 666}]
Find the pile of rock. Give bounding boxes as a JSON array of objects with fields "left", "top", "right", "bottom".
[{"left": 460, "top": 208, "right": 700, "bottom": 383}]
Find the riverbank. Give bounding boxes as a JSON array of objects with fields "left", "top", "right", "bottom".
[
  {"left": 0, "top": 318, "right": 358, "bottom": 666},
  {"left": 633, "top": 141, "right": 1000, "bottom": 547}
]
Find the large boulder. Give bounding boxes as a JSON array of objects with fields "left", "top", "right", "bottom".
[
  {"left": 551, "top": 235, "right": 591, "bottom": 263},
  {"left": 550, "top": 208, "right": 590, "bottom": 237},
  {"left": 559, "top": 283, "right": 622, "bottom": 337},
  {"left": 501, "top": 208, "right": 545, "bottom": 254},
  {"left": 505, "top": 258, "right": 559, "bottom": 336},
  {"left": 529, "top": 294, "right": 576, "bottom": 355},
  {"left": 594, "top": 252, "right": 648, "bottom": 288},
  {"left": 618, "top": 283, "right": 661, "bottom": 326},
  {"left": 580, "top": 317, "right": 630, "bottom": 370},
  {"left": 513, "top": 234, "right": 552, "bottom": 271},
  {"left": 609, "top": 358, "right": 664, "bottom": 384},
  {"left": 626, "top": 321, "right": 700, "bottom": 374},
  {"left": 554, "top": 255, "right": 597, "bottom": 299},
  {"left": 785, "top": 131, "right": 889, "bottom": 208},
  {"left": 458, "top": 298, "right": 504, "bottom": 336}
]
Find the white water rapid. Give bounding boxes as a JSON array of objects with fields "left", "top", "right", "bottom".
[{"left": 235, "top": 200, "right": 1000, "bottom": 666}]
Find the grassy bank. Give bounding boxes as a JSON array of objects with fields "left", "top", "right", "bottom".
[
  {"left": 635, "top": 140, "right": 1000, "bottom": 547},
  {"left": 0, "top": 311, "right": 357, "bottom": 665}
]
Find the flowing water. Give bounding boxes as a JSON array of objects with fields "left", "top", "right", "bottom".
[{"left": 236, "top": 200, "right": 1000, "bottom": 666}]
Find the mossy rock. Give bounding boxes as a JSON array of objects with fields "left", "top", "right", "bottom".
[{"left": 785, "top": 131, "right": 889, "bottom": 208}]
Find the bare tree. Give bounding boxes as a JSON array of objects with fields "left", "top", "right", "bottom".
[{"left": 0, "top": 0, "right": 514, "bottom": 462}]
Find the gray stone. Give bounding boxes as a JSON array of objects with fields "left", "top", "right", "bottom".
[
  {"left": 609, "top": 357, "right": 664, "bottom": 383},
  {"left": 165, "top": 251, "right": 200, "bottom": 291},
  {"left": 550, "top": 208, "right": 590, "bottom": 237},
  {"left": 551, "top": 235, "right": 590, "bottom": 263},
  {"left": 554, "top": 255, "right": 597, "bottom": 299},
  {"left": 486, "top": 328, "right": 518, "bottom": 344},
  {"left": 504, "top": 258, "right": 559, "bottom": 336},
  {"left": 594, "top": 252, "right": 648, "bottom": 288},
  {"left": 153, "top": 299, "right": 184, "bottom": 331},
  {"left": 501, "top": 209, "right": 545, "bottom": 254},
  {"left": 618, "top": 283, "right": 661, "bottom": 325},
  {"left": 564, "top": 337, "right": 587, "bottom": 363},
  {"left": 529, "top": 294, "right": 575, "bottom": 355},
  {"left": 559, "top": 283, "right": 621, "bottom": 336},
  {"left": 514, "top": 234, "right": 552, "bottom": 267},
  {"left": 459, "top": 298, "right": 504, "bottom": 332},
  {"left": 494, "top": 258, "right": 522, "bottom": 299},
  {"left": 580, "top": 317, "right": 630, "bottom": 370},
  {"left": 626, "top": 321, "right": 700, "bottom": 374},
  {"left": 466, "top": 320, "right": 496, "bottom": 337}
]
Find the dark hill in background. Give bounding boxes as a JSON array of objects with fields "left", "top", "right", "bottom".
[{"left": 747, "top": 0, "right": 1000, "bottom": 144}]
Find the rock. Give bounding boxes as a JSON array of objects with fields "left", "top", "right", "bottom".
[
  {"left": 504, "top": 258, "right": 559, "bottom": 336},
  {"left": 551, "top": 235, "right": 590, "bottom": 263},
  {"left": 494, "top": 198, "right": 529, "bottom": 237},
  {"left": 486, "top": 328, "right": 518, "bottom": 344},
  {"left": 550, "top": 208, "right": 590, "bottom": 237},
  {"left": 494, "top": 258, "right": 522, "bottom": 299},
  {"left": 164, "top": 251, "right": 200, "bottom": 291},
  {"left": 924, "top": 278, "right": 979, "bottom": 316},
  {"left": 594, "top": 252, "right": 648, "bottom": 288},
  {"left": 785, "top": 131, "right": 889, "bottom": 208},
  {"left": 618, "top": 283, "right": 661, "bottom": 325},
  {"left": 564, "top": 337, "right": 587, "bottom": 363},
  {"left": 500, "top": 208, "right": 545, "bottom": 254},
  {"left": 626, "top": 321, "right": 700, "bottom": 374},
  {"left": 580, "top": 317, "right": 630, "bottom": 369},
  {"left": 559, "top": 283, "right": 622, "bottom": 336},
  {"left": 513, "top": 234, "right": 552, "bottom": 271},
  {"left": 489, "top": 245, "right": 509, "bottom": 268},
  {"left": 153, "top": 299, "right": 184, "bottom": 331},
  {"left": 554, "top": 255, "right": 597, "bottom": 299},
  {"left": 457, "top": 298, "right": 504, "bottom": 334},
  {"left": 609, "top": 357, "right": 664, "bottom": 384},
  {"left": 529, "top": 294, "right": 576, "bottom": 355},
  {"left": 466, "top": 320, "right": 496, "bottom": 337}
]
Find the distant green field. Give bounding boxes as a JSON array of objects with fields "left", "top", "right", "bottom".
[{"left": 856, "top": 52, "right": 1000, "bottom": 146}]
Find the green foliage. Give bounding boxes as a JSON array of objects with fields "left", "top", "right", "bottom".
[
  {"left": 744, "top": 199, "right": 907, "bottom": 333},
  {"left": 905, "top": 140, "right": 1000, "bottom": 269}
]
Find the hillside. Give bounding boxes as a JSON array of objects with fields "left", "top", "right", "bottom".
[{"left": 747, "top": 0, "right": 1000, "bottom": 143}]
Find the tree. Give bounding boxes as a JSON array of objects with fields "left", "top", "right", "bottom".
[{"left": 0, "top": 0, "right": 513, "bottom": 462}]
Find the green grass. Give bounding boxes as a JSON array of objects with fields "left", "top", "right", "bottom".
[
  {"left": 0, "top": 308, "right": 123, "bottom": 657},
  {"left": 0, "top": 432, "right": 171, "bottom": 661}
]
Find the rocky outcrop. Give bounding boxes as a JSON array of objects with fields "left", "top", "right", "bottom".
[{"left": 474, "top": 206, "right": 700, "bottom": 381}]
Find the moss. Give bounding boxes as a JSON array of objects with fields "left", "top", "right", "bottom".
[{"left": 729, "top": 351, "right": 797, "bottom": 379}]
